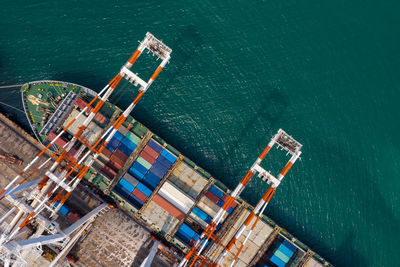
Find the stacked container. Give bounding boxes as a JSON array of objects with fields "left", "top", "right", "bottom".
[
  {"left": 205, "top": 185, "right": 238, "bottom": 214},
  {"left": 169, "top": 162, "right": 209, "bottom": 199},
  {"left": 100, "top": 129, "right": 139, "bottom": 179},
  {"left": 122, "top": 139, "right": 177, "bottom": 208},
  {"left": 114, "top": 172, "right": 146, "bottom": 209},
  {"left": 175, "top": 223, "right": 200, "bottom": 246},
  {"left": 268, "top": 239, "right": 297, "bottom": 267}
]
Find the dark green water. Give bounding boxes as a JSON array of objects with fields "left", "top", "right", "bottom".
[{"left": 1, "top": 1, "right": 399, "bottom": 266}]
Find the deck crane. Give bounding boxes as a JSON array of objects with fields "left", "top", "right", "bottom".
[
  {"left": 0, "top": 32, "right": 172, "bottom": 266},
  {"left": 179, "top": 129, "right": 302, "bottom": 267}
]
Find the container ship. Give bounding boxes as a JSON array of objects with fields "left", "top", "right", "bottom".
[{"left": 0, "top": 33, "right": 331, "bottom": 267}]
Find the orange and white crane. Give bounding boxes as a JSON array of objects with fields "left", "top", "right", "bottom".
[
  {"left": 0, "top": 32, "right": 171, "bottom": 266},
  {"left": 179, "top": 129, "right": 302, "bottom": 267}
]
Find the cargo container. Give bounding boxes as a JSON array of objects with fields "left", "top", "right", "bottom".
[
  {"left": 140, "top": 195, "right": 182, "bottom": 235},
  {"left": 132, "top": 188, "right": 148, "bottom": 203},
  {"left": 101, "top": 165, "right": 117, "bottom": 179},
  {"left": 270, "top": 255, "right": 285, "bottom": 267},
  {"left": 59, "top": 205, "right": 70, "bottom": 216},
  {"left": 147, "top": 139, "right": 163, "bottom": 153},
  {"left": 278, "top": 244, "right": 294, "bottom": 258},
  {"left": 102, "top": 148, "right": 112, "bottom": 158},
  {"left": 118, "top": 125, "right": 129, "bottom": 136},
  {"left": 136, "top": 156, "right": 152, "bottom": 170},
  {"left": 113, "top": 148, "right": 129, "bottom": 162},
  {"left": 139, "top": 150, "right": 156, "bottom": 164},
  {"left": 142, "top": 172, "right": 161, "bottom": 190},
  {"left": 118, "top": 178, "right": 135, "bottom": 192},
  {"left": 23, "top": 81, "right": 331, "bottom": 267},
  {"left": 126, "top": 132, "right": 141, "bottom": 145},
  {"left": 158, "top": 181, "right": 195, "bottom": 214},
  {"left": 122, "top": 173, "right": 139, "bottom": 187},
  {"left": 274, "top": 249, "right": 290, "bottom": 263},
  {"left": 151, "top": 194, "right": 185, "bottom": 221},
  {"left": 143, "top": 145, "right": 159, "bottom": 159},
  {"left": 136, "top": 182, "right": 152, "bottom": 197},
  {"left": 114, "top": 131, "right": 124, "bottom": 141},
  {"left": 169, "top": 162, "right": 209, "bottom": 199},
  {"left": 118, "top": 142, "right": 134, "bottom": 156}
]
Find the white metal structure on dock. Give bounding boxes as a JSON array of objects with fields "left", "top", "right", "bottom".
[{"left": 0, "top": 32, "right": 172, "bottom": 266}]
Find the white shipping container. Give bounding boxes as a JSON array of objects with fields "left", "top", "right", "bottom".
[{"left": 158, "top": 181, "right": 195, "bottom": 214}]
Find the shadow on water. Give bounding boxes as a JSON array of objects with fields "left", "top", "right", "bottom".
[
  {"left": 335, "top": 232, "right": 369, "bottom": 267},
  {"left": 265, "top": 134, "right": 400, "bottom": 266},
  {"left": 217, "top": 89, "right": 290, "bottom": 179}
]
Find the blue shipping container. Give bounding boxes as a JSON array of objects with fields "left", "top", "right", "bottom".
[
  {"left": 156, "top": 156, "right": 173, "bottom": 169},
  {"left": 142, "top": 173, "right": 160, "bottom": 190},
  {"left": 126, "top": 193, "right": 143, "bottom": 209},
  {"left": 147, "top": 140, "right": 163, "bottom": 153},
  {"left": 136, "top": 182, "right": 153, "bottom": 197},
  {"left": 106, "top": 137, "right": 120, "bottom": 152},
  {"left": 227, "top": 207, "right": 234, "bottom": 214},
  {"left": 208, "top": 185, "right": 224, "bottom": 199},
  {"left": 118, "top": 142, "right": 134, "bottom": 156},
  {"left": 192, "top": 207, "right": 208, "bottom": 221},
  {"left": 192, "top": 233, "right": 200, "bottom": 241},
  {"left": 121, "top": 137, "right": 136, "bottom": 150},
  {"left": 115, "top": 183, "right": 131, "bottom": 197},
  {"left": 150, "top": 163, "right": 168, "bottom": 178},
  {"left": 278, "top": 244, "right": 294, "bottom": 258},
  {"left": 128, "top": 166, "right": 145, "bottom": 180},
  {"left": 205, "top": 216, "right": 212, "bottom": 224},
  {"left": 114, "top": 131, "right": 124, "bottom": 141},
  {"left": 59, "top": 205, "right": 70, "bottom": 216},
  {"left": 118, "top": 178, "right": 135, "bottom": 192},
  {"left": 161, "top": 150, "right": 177, "bottom": 163},
  {"left": 132, "top": 162, "right": 148, "bottom": 175},
  {"left": 217, "top": 199, "right": 224, "bottom": 207},
  {"left": 270, "top": 255, "right": 285, "bottom": 267},
  {"left": 282, "top": 240, "right": 297, "bottom": 252},
  {"left": 177, "top": 223, "right": 195, "bottom": 240}
]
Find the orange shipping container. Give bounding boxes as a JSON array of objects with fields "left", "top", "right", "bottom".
[{"left": 153, "top": 194, "right": 185, "bottom": 221}]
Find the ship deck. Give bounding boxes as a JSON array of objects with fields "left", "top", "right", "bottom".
[{"left": 21, "top": 81, "right": 332, "bottom": 267}]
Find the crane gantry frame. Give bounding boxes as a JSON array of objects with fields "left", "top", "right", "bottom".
[{"left": 0, "top": 32, "right": 172, "bottom": 266}]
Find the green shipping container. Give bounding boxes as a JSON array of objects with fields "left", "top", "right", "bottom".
[
  {"left": 137, "top": 156, "right": 152, "bottom": 170},
  {"left": 126, "top": 132, "right": 141, "bottom": 145},
  {"left": 274, "top": 249, "right": 290, "bottom": 263}
]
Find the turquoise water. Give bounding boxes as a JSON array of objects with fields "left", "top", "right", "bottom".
[{"left": 1, "top": 1, "right": 399, "bottom": 266}]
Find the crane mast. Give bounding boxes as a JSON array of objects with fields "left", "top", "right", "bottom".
[{"left": 0, "top": 32, "right": 172, "bottom": 266}]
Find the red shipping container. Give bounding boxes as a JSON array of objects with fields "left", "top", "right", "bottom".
[
  {"left": 113, "top": 148, "right": 129, "bottom": 162},
  {"left": 204, "top": 190, "right": 220, "bottom": 204},
  {"left": 67, "top": 212, "right": 81, "bottom": 223},
  {"left": 132, "top": 188, "right": 148, "bottom": 203},
  {"left": 139, "top": 150, "right": 156, "bottom": 164},
  {"left": 107, "top": 160, "right": 122, "bottom": 172},
  {"left": 101, "top": 165, "right": 117, "bottom": 178},
  {"left": 67, "top": 147, "right": 77, "bottom": 157},
  {"left": 48, "top": 132, "right": 68, "bottom": 147},
  {"left": 94, "top": 112, "right": 107, "bottom": 124},
  {"left": 102, "top": 148, "right": 113, "bottom": 158},
  {"left": 110, "top": 154, "right": 125, "bottom": 167},
  {"left": 142, "top": 145, "right": 159, "bottom": 159},
  {"left": 74, "top": 97, "right": 87, "bottom": 109},
  {"left": 221, "top": 194, "right": 228, "bottom": 201},
  {"left": 230, "top": 201, "right": 238, "bottom": 209},
  {"left": 153, "top": 194, "right": 185, "bottom": 221}
]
